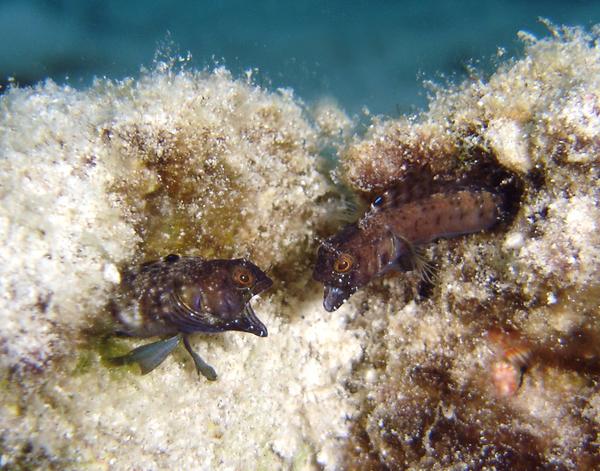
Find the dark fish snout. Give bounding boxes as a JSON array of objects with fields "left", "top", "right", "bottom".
[
  {"left": 245, "top": 304, "right": 268, "bottom": 337},
  {"left": 254, "top": 276, "right": 273, "bottom": 295},
  {"left": 323, "top": 286, "right": 353, "bottom": 312}
]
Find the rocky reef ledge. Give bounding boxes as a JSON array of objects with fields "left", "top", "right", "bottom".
[{"left": 0, "top": 24, "right": 598, "bottom": 470}]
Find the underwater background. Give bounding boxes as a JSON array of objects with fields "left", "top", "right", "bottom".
[{"left": 2, "top": 0, "right": 600, "bottom": 115}]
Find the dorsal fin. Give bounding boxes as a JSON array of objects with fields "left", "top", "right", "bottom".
[{"left": 364, "top": 167, "right": 437, "bottom": 219}]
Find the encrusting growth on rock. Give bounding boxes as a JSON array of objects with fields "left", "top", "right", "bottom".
[
  {"left": 338, "top": 23, "right": 600, "bottom": 469},
  {"left": 0, "top": 22, "right": 599, "bottom": 471},
  {"left": 0, "top": 64, "right": 359, "bottom": 469}
]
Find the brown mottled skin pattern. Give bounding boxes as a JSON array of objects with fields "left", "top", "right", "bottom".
[
  {"left": 367, "top": 189, "right": 501, "bottom": 245},
  {"left": 114, "top": 254, "right": 272, "bottom": 338},
  {"left": 313, "top": 188, "right": 503, "bottom": 311}
]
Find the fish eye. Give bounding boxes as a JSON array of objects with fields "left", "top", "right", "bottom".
[
  {"left": 373, "top": 195, "right": 383, "bottom": 207},
  {"left": 233, "top": 267, "right": 254, "bottom": 287},
  {"left": 164, "top": 253, "right": 180, "bottom": 264},
  {"left": 334, "top": 253, "right": 354, "bottom": 273}
]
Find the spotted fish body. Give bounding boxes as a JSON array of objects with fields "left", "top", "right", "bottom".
[
  {"left": 111, "top": 254, "right": 272, "bottom": 379},
  {"left": 313, "top": 187, "right": 503, "bottom": 311}
]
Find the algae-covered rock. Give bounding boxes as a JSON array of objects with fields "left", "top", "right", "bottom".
[
  {"left": 340, "top": 24, "right": 600, "bottom": 469},
  {"left": 0, "top": 63, "right": 360, "bottom": 469}
]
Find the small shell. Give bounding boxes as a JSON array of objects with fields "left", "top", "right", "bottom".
[
  {"left": 486, "top": 328, "right": 533, "bottom": 397},
  {"left": 491, "top": 360, "right": 521, "bottom": 397},
  {"left": 503, "top": 345, "right": 532, "bottom": 370}
]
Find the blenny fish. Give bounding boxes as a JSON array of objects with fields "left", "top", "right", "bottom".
[
  {"left": 313, "top": 186, "right": 503, "bottom": 311},
  {"left": 110, "top": 254, "right": 272, "bottom": 380}
]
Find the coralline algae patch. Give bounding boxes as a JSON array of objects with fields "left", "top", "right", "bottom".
[
  {"left": 339, "top": 25, "right": 600, "bottom": 468},
  {"left": 0, "top": 64, "right": 358, "bottom": 469}
]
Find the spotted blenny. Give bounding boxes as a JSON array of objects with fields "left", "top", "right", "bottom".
[
  {"left": 110, "top": 254, "right": 272, "bottom": 380},
  {"left": 313, "top": 183, "right": 504, "bottom": 311}
]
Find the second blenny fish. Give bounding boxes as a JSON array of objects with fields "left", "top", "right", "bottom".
[
  {"left": 110, "top": 254, "right": 272, "bottom": 380},
  {"left": 313, "top": 186, "right": 503, "bottom": 311}
]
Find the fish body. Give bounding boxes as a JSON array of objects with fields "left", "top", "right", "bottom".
[
  {"left": 111, "top": 254, "right": 272, "bottom": 379},
  {"left": 313, "top": 187, "right": 503, "bottom": 311}
]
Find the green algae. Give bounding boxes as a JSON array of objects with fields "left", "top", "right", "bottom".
[
  {"left": 72, "top": 334, "right": 139, "bottom": 380},
  {"left": 107, "top": 124, "right": 248, "bottom": 261},
  {"left": 71, "top": 351, "right": 95, "bottom": 377}
]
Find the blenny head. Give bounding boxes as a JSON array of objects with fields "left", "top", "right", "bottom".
[
  {"left": 175, "top": 258, "right": 272, "bottom": 337},
  {"left": 313, "top": 224, "right": 379, "bottom": 312}
]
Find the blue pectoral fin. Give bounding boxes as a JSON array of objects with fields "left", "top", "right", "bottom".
[
  {"left": 111, "top": 335, "right": 182, "bottom": 375},
  {"left": 183, "top": 335, "right": 217, "bottom": 381}
]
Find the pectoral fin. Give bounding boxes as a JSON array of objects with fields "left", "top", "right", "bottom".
[
  {"left": 183, "top": 335, "right": 217, "bottom": 381},
  {"left": 388, "top": 232, "right": 436, "bottom": 283},
  {"left": 111, "top": 335, "right": 181, "bottom": 375}
]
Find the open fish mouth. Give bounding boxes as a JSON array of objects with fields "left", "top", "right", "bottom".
[
  {"left": 323, "top": 286, "right": 354, "bottom": 312},
  {"left": 224, "top": 303, "right": 268, "bottom": 337}
]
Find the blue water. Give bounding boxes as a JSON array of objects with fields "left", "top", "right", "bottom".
[{"left": 1, "top": 0, "right": 599, "bottom": 115}]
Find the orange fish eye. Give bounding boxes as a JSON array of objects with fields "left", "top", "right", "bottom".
[
  {"left": 233, "top": 267, "right": 254, "bottom": 287},
  {"left": 334, "top": 253, "right": 354, "bottom": 273}
]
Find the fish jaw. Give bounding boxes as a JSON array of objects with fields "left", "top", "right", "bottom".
[
  {"left": 323, "top": 286, "right": 355, "bottom": 312},
  {"left": 223, "top": 303, "right": 268, "bottom": 337}
]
